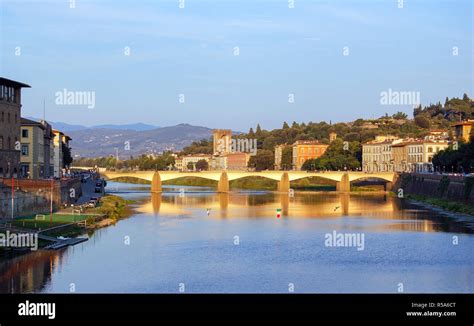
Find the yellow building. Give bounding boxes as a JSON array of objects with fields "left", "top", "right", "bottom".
[
  {"left": 20, "top": 118, "right": 46, "bottom": 179},
  {"left": 291, "top": 140, "right": 329, "bottom": 170},
  {"left": 453, "top": 120, "right": 474, "bottom": 143}
]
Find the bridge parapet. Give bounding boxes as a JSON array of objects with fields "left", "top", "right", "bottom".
[{"left": 93, "top": 169, "right": 398, "bottom": 193}]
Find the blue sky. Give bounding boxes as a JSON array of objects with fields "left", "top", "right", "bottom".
[{"left": 1, "top": 0, "right": 472, "bottom": 131}]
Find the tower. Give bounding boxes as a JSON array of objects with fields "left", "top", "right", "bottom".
[{"left": 213, "top": 129, "right": 232, "bottom": 155}]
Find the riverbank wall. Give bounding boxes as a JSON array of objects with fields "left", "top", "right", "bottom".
[
  {"left": 0, "top": 178, "right": 82, "bottom": 218},
  {"left": 394, "top": 173, "right": 474, "bottom": 204}
]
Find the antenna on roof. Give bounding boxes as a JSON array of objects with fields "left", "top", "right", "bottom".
[{"left": 43, "top": 98, "right": 46, "bottom": 121}]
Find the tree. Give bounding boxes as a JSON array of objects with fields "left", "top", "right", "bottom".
[
  {"left": 343, "top": 132, "right": 360, "bottom": 142},
  {"left": 195, "top": 159, "right": 209, "bottom": 171},
  {"left": 248, "top": 150, "right": 274, "bottom": 171},
  {"left": 282, "top": 122, "right": 290, "bottom": 129},
  {"left": 187, "top": 162, "right": 195, "bottom": 171},
  {"left": 262, "top": 136, "right": 277, "bottom": 151},
  {"left": 181, "top": 139, "right": 213, "bottom": 155},
  {"left": 301, "top": 159, "right": 318, "bottom": 171},
  {"left": 392, "top": 112, "right": 408, "bottom": 120},
  {"left": 62, "top": 143, "right": 73, "bottom": 168},
  {"left": 281, "top": 146, "right": 293, "bottom": 169},
  {"left": 414, "top": 115, "right": 430, "bottom": 129},
  {"left": 301, "top": 139, "right": 361, "bottom": 171}
]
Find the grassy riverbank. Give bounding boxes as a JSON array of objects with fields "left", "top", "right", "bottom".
[
  {"left": 0, "top": 195, "right": 134, "bottom": 257},
  {"left": 9, "top": 195, "right": 134, "bottom": 238},
  {"left": 406, "top": 194, "right": 474, "bottom": 216}
]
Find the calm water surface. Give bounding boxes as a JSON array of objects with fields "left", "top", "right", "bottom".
[{"left": 1, "top": 181, "right": 473, "bottom": 293}]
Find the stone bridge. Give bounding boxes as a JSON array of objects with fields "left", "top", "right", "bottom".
[{"left": 76, "top": 168, "right": 398, "bottom": 193}]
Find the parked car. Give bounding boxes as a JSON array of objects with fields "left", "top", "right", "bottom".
[{"left": 87, "top": 198, "right": 98, "bottom": 207}]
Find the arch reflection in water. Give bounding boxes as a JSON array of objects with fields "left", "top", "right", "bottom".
[{"left": 136, "top": 191, "right": 457, "bottom": 232}]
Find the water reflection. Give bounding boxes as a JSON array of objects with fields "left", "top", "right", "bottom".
[
  {"left": 0, "top": 250, "right": 60, "bottom": 293},
  {"left": 138, "top": 191, "right": 472, "bottom": 234},
  {"left": 1, "top": 182, "right": 473, "bottom": 294}
]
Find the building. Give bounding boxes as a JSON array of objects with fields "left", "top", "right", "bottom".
[
  {"left": 213, "top": 129, "right": 232, "bottom": 155},
  {"left": 181, "top": 154, "right": 211, "bottom": 171},
  {"left": 406, "top": 140, "right": 449, "bottom": 173},
  {"left": 362, "top": 137, "right": 400, "bottom": 172},
  {"left": 392, "top": 141, "right": 409, "bottom": 173},
  {"left": 20, "top": 118, "right": 46, "bottom": 179},
  {"left": 329, "top": 132, "right": 337, "bottom": 143},
  {"left": 209, "top": 155, "right": 227, "bottom": 171},
  {"left": 452, "top": 120, "right": 474, "bottom": 143},
  {"left": 425, "top": 130, "right": 449, "bottom": 141},
  {"left": 391, "top": 139, "right": 449, "bottom": 173},
  {"left": 0, "top": 77, "right": 31, "bottom": 178},
  {"left": 52, "top": 129, "right": 72, "bottom": 178},
  {"left": 291, "top": 140, "right": 329, "bottom": 170},
  {"left": 40, "top": 120, "right": 55, "bottom": 178},
  {"left": 274, "top": 144, "right": 286, "bottom": 170},
  {"left": 226, "top": 152, "right": 250, "bottom": 170},
  {"left": 174, "top": 157, "right": 183, "bottom": 171}
]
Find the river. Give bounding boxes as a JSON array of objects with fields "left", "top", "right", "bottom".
[{"left": 0, "top": 181, "right": 473, "bottom": 293}]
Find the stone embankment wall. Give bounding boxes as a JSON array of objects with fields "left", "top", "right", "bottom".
[
  {"left": 394, "top": 173, "right": 474, "bottom": 204},
  {"left": 0, "top": 178, "right": 82, "bottom": 218}
]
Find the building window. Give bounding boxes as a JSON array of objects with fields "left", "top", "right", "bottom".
[
  {"left": 21, "top": 145, "right": 29, "bottom": 156},
  {"left": 427, "top": 147, "right": 433, "bottom": 153},
  {"left": 22, "top": 129, "right": 28, "bottom": 138},
  {"left": 0, "top": 136, "right": 3, "bottom": 150}
]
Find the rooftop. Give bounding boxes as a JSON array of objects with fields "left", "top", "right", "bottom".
[
  {"left": 453, "top": 120, "right": 474, "bottom": 127},
  {"left": 0, "top": 77, "right": 31, "bottom": 89},
  {"left": 21, "top": 117, "right": 45, "bottom": 129},
  {"left": 293, "top": 140, "right": 326, "bottom": 146}
]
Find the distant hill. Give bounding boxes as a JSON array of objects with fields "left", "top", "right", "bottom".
[
  {"left": 91, "top": 123, "right": 158, "bottom": 131},
  {"left": 68, "top": 123, "right": 214, "bottom": 158},
  {"left": 26, "top": 118, "right": 159, "bottom": 132}
]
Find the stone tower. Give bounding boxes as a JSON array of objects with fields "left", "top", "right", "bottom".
[{"left": 213, "top": 129, "right": 232, "bottom": 155}]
